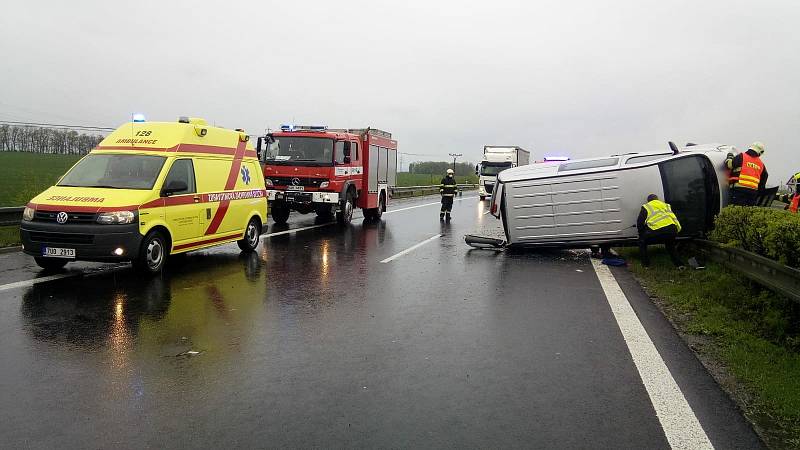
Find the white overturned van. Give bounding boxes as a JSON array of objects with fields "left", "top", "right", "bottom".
[{"left": 471, "top": 143, "right": 733, "bottom": 248}]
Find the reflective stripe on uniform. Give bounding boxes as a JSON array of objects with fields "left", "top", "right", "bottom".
[{"left": 644, "top": 200, "right": 681, "bottom": 232}]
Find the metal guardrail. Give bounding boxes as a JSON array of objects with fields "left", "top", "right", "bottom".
[
  {"left": 390, "top": 184, "right": 477, "bottom": 198},
  {"left": 694, "top": 239, "right": 800, "bottom": 304},
  {"left": 0, "top": 207, "right": 24, "bottom": 227}
]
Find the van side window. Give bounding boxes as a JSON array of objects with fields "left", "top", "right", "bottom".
[
  {"left": 625, "top": 154, "right": 671, "bottom": 165},
  {"left": 163, "top": 159, "right": 196, "bottom": 195},
  {"left": 558, "top": 158, "right": 619, "bottom": 172},
  {"left": 334, "top": 141, "right": 346, "bottom": 164}
]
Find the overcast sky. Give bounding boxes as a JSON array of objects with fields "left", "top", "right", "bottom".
[{"left": 1, "top": 0, "right": 798, "bottom": 182}]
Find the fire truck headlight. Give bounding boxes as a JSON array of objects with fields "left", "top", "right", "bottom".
[
  {"left": 97, "top": 211, "right": 135, "bottom": 225},
  {"left": 265, "top": 178, "right": 274, "bottom": 186},
  {"left": 319, "top": 181, "right": 329, "bottom": 189}
]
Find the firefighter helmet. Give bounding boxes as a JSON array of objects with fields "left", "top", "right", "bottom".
[
  {"left": 446, "top": 169, "right": 454, "bottom": 175},
  {"left": 749, "top": 141, "right": 765, "bottom": 155}
]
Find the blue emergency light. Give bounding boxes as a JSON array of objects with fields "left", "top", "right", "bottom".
[
  {"left": 132, "top": 113, "right": 146, "bottom": 123},
  {"left": 280, "top": 124, "right": 327, "bottom": 132}
]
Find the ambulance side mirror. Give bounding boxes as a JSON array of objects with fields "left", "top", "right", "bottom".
[{"left": 162, "top": 180, "right": 188, "bottom": 197}]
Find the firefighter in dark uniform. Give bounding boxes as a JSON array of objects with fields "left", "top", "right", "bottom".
[
  {"left": 637, "top": 194, "right": 684, "bottom": 268},
  {"left": 725, "top": 141, "right": 768, "bottom": 206},
  {"left": 440, "top": 168, "right": 458, "bottom": 221},
  {"left": 776, "top": 171, "right": 800, "bottom": 213}
]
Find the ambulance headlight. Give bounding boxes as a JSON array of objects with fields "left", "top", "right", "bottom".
[
  {"left": 97, "top": 211, "right": 135, "bottom": 225},
  {"left": 319, "top": 181, "right": 329, "bottom": 188},
  {"left": 22, "top": 206, "right": 35, "bottom": 221}
]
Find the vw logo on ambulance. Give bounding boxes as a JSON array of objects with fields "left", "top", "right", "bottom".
[{"left": 56, "top": 212, "right": 68, "bottom": 224}]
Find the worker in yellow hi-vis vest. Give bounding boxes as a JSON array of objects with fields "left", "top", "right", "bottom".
[{"left": 637, "top": 194, "right": 684, "bottom": 269}]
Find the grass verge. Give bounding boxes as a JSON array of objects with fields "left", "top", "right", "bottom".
[
  {"left": 0, "top": 152, "right": 83, "bottom": 206},
  {"left": 0, "top": 225, "right": 20, "bottom": 247},
  {"left": 397, "top": 173, "right": 477, "bottom": 187},
  {"left": 616, "top": 246, "right": 800, "bottom": 448}
]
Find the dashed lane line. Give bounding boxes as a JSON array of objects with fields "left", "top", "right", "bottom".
[
  {"left": 380, "top": 234, "right": 441, "bottom": 263},
  {"left": 590, "top": 258, "right": 713, "bottom": 450}
]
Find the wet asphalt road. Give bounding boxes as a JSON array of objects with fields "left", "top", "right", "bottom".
[{"left": 0, "top": 194, "right": 763, "bottom": 449}]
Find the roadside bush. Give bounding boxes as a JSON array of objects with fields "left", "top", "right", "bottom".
[{"left": 710, "top": 206, "right": 800, "bottom": 269}]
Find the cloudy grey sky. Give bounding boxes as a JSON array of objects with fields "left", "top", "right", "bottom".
[{"left": 1, "top": 0, "right": 798, "bottom": 182}]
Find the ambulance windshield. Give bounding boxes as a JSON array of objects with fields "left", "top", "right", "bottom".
[
  {"left": 58, "top": 154, "right": 166, "bottom": 190},
  {"left": 264, "top": 137, "right": 334, "bottom": 165}
]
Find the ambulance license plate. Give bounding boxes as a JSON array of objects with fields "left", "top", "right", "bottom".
[
  {"left": 286, "top": 186, "right": 304, "bottom": 191},
  {"left": 42, "top": 247, "right": 75, "bottom": 259}
]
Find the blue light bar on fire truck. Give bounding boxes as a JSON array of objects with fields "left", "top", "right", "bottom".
[{"left": 280, "top": 124, "right": 328, "bottom": 132}]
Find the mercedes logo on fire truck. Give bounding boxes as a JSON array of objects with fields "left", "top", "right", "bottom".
[
  {"left": 56, "top": 212, "right": 68, "bottom": 224},
  {"left": 291, "top": 177, "right": 301, "bottom": 186}
]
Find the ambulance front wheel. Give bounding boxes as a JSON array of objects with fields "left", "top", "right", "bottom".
[
  {"left": 34, "top": 257, "right": 68, "bottom": 271},
  {"left": 271, "top": 204, "right": 290, "bottom": 225},
  {"left": 237, "top": 217, "right": 261, "bottom": 252},
  {"left": 133, "top": 230, "right": 168, "bottom": 274}
]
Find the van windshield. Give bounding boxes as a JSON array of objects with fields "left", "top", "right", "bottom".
[
  {"left": 58, "top": 154, "right": 166, "bottom": 190},
  {"left": 264, "top": 136, "right": 334, "bottom": 166},
  {"left": 481, "top": 163, "right": 511, "bottom": 176}
]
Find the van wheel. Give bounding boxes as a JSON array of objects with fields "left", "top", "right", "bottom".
[
  {"left": 133, "top": 230, "right": 168, "bottom": 274},
  {"left": 238, "top": 217, "right": 261, "bottom": 252},
  {"left": 34, "top": 257, "right": 68, "bottom": 271},
  {"left": 337, "top": 189, "right": 355, "bottom": 225},
  {"left": 271, "top": 205, "right": 290, "bottom": 225},
  {"left": 479, "top": 195, "right": 486, "bottom": 201}
]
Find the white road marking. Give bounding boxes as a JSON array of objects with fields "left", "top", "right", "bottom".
[
  {"left": 380, "top": 234, "right": 441, "bottom": 263},
  {"left": 263, "top": 222, "right": 333, "bottom": 237},
  {"left": 590, "top": 259, "right": 713, "bottom": 450},
  {"left": 0, "top": 272, "right": 77, "bottom": 292}
]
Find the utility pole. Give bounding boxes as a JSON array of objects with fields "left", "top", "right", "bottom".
[{"left": 449, "top": 153, "right": 462, "bottom": 181}]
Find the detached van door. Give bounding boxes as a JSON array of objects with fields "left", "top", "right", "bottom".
[{"left": 659, "top": 155, "right": 720, "bottom": 236}]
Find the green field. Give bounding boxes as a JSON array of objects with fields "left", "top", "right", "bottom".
[
  {"left": 0, "top": 152, "right": 82, "bottom": 206},
  {"left": 397, "top": 173, "right": 477, "bottom": 186}
]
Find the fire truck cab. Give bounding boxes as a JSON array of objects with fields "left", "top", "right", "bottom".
[{"left": 257, "top": 125, "right": 397, "bottom": 225}]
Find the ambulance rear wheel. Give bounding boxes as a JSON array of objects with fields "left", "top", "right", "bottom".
[
  {"left": 34, "top": 257, "right": 68, "bottom": 271},
  {"left": 271, "top": 205, "right": 290, "bottom": 225},
  {"left": 238, "top": 217, "right": 261, "bottom": 252},
  {"left": 337, "top": 190, "right": 355, "bottom": 225},
  {"left": 133, "top": 230, "right": 167, "bottom": 274}
]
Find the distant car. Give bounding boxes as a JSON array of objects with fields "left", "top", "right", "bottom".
[{"left": 467, "top": 143, "right": 743, "bottom": 249}]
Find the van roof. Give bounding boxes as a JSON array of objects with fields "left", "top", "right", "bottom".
[
  {"left": 497, "top": 143, "right": 733, "bottom": 183},
  {"left": 94, "top": 120, "right": 256, "bottom": 159}
]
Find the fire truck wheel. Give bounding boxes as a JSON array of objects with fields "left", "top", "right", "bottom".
[
  {"left": 337, "top": 190, "right": 355, "bottom": 225},
  {"left": 271, "top": 205, "right": 290, "bottom": 225},
  {"left": 366, "top": 193, "right": 385, "bottom": 221},
  {"left": 237, "top": 217, "right": 261, "bottom": 252}
]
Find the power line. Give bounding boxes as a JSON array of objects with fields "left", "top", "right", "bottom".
[{"left": 0, "top": 120, "right": 114, "bottom": 132}]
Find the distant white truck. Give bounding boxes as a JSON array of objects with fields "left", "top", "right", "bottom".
[{"left": 476, "top": 146, "right": 531, "bottom": 200}]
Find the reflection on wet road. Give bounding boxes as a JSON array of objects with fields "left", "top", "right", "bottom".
[{"left": 0, "top": 195, "right": 761, "bottom": 448}]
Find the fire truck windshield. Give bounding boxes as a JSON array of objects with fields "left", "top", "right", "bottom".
[{"left": 264, "top": 136, "right": 334, "bottom": 166}]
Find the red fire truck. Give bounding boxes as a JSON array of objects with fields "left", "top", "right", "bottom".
[{"left": 256, "top": 125, "right": 398, "bottom": 225}]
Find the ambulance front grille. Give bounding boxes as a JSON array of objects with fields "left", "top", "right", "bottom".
[{"left": 34, "top": 210, "right": 96, "bottom": 223}]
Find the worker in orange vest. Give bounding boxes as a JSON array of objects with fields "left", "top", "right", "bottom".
[
  {"left": 725, "top": 142, "right": 768, "bottom": 206},
  {"left": 775, "top": 172, "right": 800, "bottom": 213}
]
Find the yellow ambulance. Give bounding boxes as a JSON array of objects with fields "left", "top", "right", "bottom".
[{"left": 20, "top": 117, "right": 267, "bottom": 273}]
